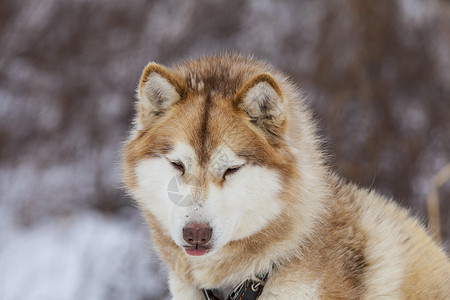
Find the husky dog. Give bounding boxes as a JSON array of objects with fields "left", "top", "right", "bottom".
[{"left": 121, "top": 54, "right": 450, "bottom": 299}]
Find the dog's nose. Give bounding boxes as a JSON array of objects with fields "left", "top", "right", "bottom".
[{"left": 183, "top": 223, "right": 212, "bottom": 245}]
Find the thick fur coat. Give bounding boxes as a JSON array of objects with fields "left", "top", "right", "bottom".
[{"left": 122, "top": 54, "right": 450, "bottom": 299}]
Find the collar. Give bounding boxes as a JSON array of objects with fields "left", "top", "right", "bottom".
[{"left": 202, "top": 272, "right": 269, "bottom": 300}]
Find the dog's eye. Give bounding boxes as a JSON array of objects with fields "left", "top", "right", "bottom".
[
  {"left": 223, "top": 165, "right": 243, "bottom": 180},
  {"left": 170, "top": 161, "right": 185, "bottom": 175}
]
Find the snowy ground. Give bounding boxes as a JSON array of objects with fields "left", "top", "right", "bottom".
[{"left": 0, "top": 211, "right": 170, "bottom": 300}]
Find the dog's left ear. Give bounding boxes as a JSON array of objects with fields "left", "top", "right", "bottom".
[{"left": 235, "top": 73, "right": 286, "bottom": 137}]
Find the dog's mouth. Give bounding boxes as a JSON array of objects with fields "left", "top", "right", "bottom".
[{"left": 183, "top": 245, "right": 212, "bottom": 256}]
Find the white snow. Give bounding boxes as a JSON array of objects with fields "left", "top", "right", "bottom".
[{"left": 0, "top": 212, "right": 170, "bottom": 300}]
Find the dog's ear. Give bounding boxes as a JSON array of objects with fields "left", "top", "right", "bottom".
[
  {"left": 235, "top": 73, "right": 285, "bottom": 137},
  {"left": 136, "top": 63, "right": 186, "bottom": 130}
]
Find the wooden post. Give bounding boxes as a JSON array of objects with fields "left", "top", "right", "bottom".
[{"left": 427, "top": 163, "right": 450, "bottom": 244}]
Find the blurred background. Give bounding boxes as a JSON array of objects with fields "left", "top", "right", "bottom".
[{"left": 0, "top": 0, "right": 449, "bottom": 299}]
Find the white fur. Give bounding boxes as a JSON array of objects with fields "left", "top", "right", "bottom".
[
  {"left": 166, "top": 142, "right": 198, "bottom": 175},
  {"left": 260, "top": 280, "right": 320, "bottom": 300},
  {"left": 168, "top": 272, "right": 204, "bottom": 300},
  {"left": 134, "top": 158, "right": 176, "bottom": 231},
  {"left": 359, "top": 193, "right": 407, "bottom": 299},
  {"left": 208, "top": 146, "right": 246, "bottom": 178},
  {"left": 207, "top": 165, "right": 282, "bottom": 243},
  {"left": 134, "top": 143, "right": 282, "bottom": 255},
  {"left": 189, "top": 74, "right": 204, "bottom": 91}
]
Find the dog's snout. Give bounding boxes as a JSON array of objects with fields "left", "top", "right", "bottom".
[{"left": 183, "top": 223, "right": 212, "bottom": 245}]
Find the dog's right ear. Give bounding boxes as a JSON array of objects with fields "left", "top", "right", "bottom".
[{"left": 136, "top": 63, "right": 186, "bottom": 130}]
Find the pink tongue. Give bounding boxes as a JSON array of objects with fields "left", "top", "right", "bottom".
[{"left": 185, "top": 248, "right": 207, "bottom": 256}]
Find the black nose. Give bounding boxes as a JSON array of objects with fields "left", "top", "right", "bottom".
[{"left": 182, "top": 223, "right": 212, "bottom": 246}]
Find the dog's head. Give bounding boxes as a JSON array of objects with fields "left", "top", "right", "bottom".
[{"left": 122, "top": 55, "right": 319, "bottom": 257}]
